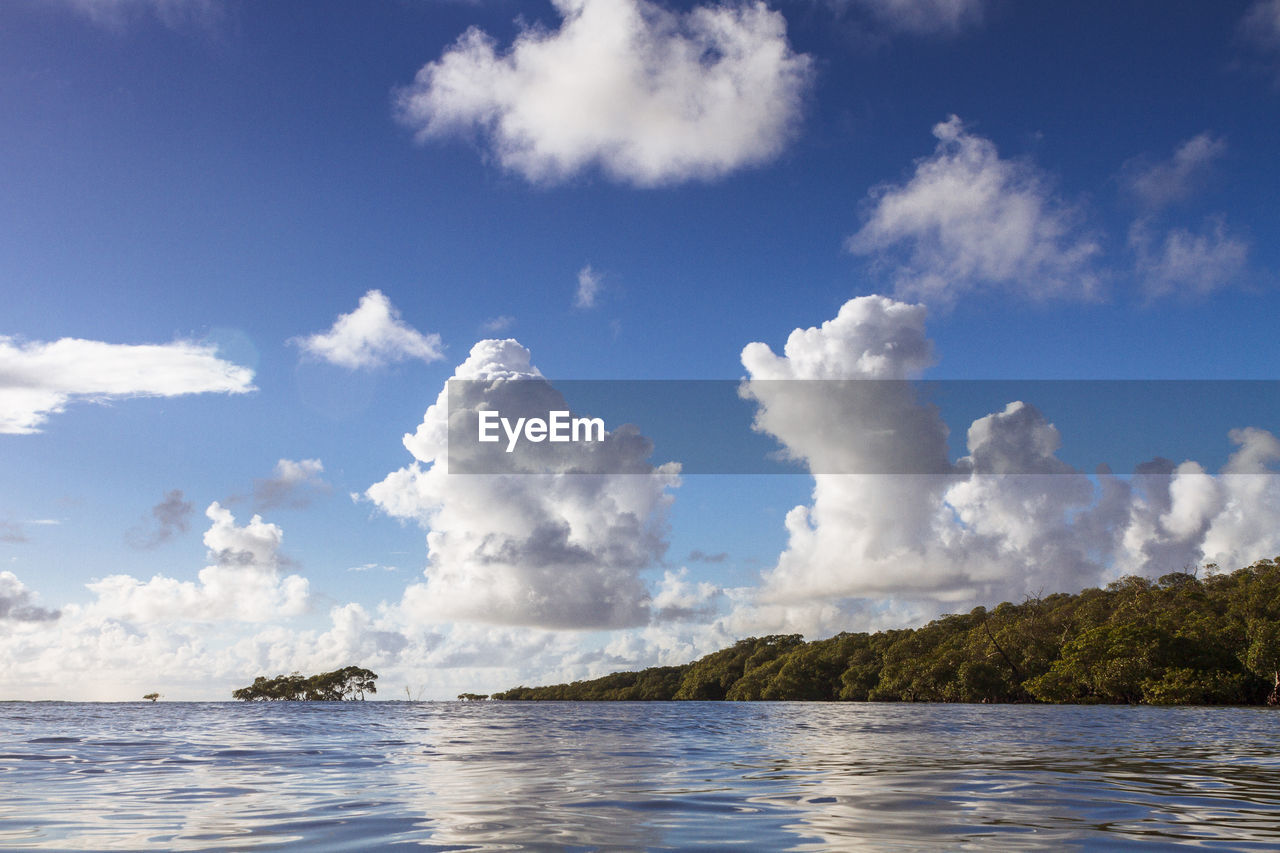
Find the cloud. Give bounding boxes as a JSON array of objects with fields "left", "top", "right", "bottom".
[
  {"left": 365, "top": 338, "right": 680, "bottom": 629},
  {"left": 57, "top": 0, "right": 217, "bottom": 28},
  {"left": 1114, "top": 429, "right": 1280, "bottom": 577},
  {"left": 482, "top": 315, "right": 515, "bottom": 333},
  {"left": 837, "top": 0, "right": 985, "bottom": 37},
  {"left": 652, "top": 567, "right": 724, "bottom": 621},
  {"left": 2, "top": 519, "right": 59, "bottom": 543},
  {"left": 847, "top": 116, "right": 1101, "bottom": 304},
  {"left": 126, "top": 490, "right": 194, "bottom": 549},
  {"left": 292, "top": 290, "right": 443, "bottom": 370},
  {"left": 252, "top": 458, "right": 330, "bottom": 511},
  {"left": 574, "top": 265, "right": 603, "bottom": 309},
  {"left": 1123, "top": 133, "right": 1227, "bottom": 211},
  {"left": 87, "top": 502, "right": 309, "bottom": 623},
  {"left": 1129, "top": 216, "right": 1249, "bottom": 299},
  {"left": 395, "top": 0, "right": 813, "bottom": 186},
  {"left": 732, "top": 295, "right": 1280, "bottom": 639},
  {"left": 0, "top": 571, "right": 60, "bottom": 622},
  {"left": 0, "top": 336, "right": 254, "bottom": 434},
  {"left": 687, "top": 549, "right": 728, "bottom": 563},
  {"left": 1241, "top": 0, "right": 1280, "bottom": 52},
  {"left": 739, "top": 296, "right": 976, "bottom": 623}
]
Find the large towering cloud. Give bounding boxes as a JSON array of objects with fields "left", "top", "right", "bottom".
[
  {"left": 736, "top": 295, "right": 1280, "bottom": 637},
  {"left": 395, "top": 0, "right": 812, "bottom": 186},
  {"left": 365, "top": 339, "right": 680, "bottom": 629},
  {"left": 847, "top": 116, "right": 1100, "bottom": 304},
  {"left": 0, "top": 336, "right": 254, "bottom": 434}
]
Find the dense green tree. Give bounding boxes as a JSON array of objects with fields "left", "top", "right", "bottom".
[
  {"left": 672, "top": 636, "right": 803, "bottom": 700},
  {"left": 489, "top": 559, "right": 1280, "bottom": 706},
  {"left": 1244, "top": 619, "right": 1280, "bottom": 705}
]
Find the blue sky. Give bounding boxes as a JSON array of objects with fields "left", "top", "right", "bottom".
[{"left": 2, "top": 0, "right": 1279, "bottom": 700}]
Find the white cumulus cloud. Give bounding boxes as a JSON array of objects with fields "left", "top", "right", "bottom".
[
  {"left": 292, "top": 290, "right": 443, "bottom": 370},
  {"left": 731, "top": 295, "right": 1280, "bottom": 639},
  {"left": 395, "top": 0, "right": 813, "bottom": 186},
  {"left": 847, "top": 116, "right": 1101, "bottom": 305},
  {"left": 86, "top": 502, "right": 309, "bottom": 624},
  {"left": 0, "top": 336, "right": 254, "bottom": 434},
  {"left": 365, "top": 338, "right": 680, "bottom": 629},
  {"left": 652, "top": 567, "right": 724, "bottom": 621}
]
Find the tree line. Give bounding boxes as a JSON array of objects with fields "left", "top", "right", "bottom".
[
  {"left": 232, "top": 666, "right": 378, "bottom": 701},
  {"left": 493, "top": 558, "right": 1280, "bottom": 705}
]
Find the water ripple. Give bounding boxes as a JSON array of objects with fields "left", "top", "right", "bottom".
[{"left": 0, "top": 702, "right": 1278, "bottom": 850}]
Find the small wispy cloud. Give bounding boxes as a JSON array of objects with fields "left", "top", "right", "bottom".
[
  {"left": 1130, "top": 216, "right": 1249, "bottom": 300},
  {"left": 1122, "top": 132, "right": 1226, "bottom": 211},
  {"left": 126, "top": 490, "right": 194, "bottom": 549},
  {"left": 838, "top": 0, "right": 986, "bottom": 37},
  {"left": 575, "top": 266, "right": 602, "bottom": 309},
  {"left": 58, "top": 0, "right": 219, "bottom": 29},
  {"left": 1241, "top": 0, "right": 1280, "bottom": 54},
  {"left": 253, "top": 459, "right": 331, "bottom": 512},
  {"left": 482, "top": 315, "right": 515, "bottom": 334}
]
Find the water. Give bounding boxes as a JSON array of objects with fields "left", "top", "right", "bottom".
[{"left": 1, "top": 702, "right": 1277, "bottom": 851}]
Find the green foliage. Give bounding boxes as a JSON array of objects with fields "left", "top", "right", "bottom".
[
  {"left": 1243, "top": 618, "right": 1280, "bottom": 704},
  {"left": 231, "top": 665, "right": 378, "bottom": 701},
  {"left": 457, "top": 693, "right": 489, "bottom": 701},
  {"left": 672, "top": 636, "right": 803, "bottom": 700},
  {"left": 142, "top": 693, "right": 159, "bottom": 702},
  {"left": 490, "top": 558, "right": 1280, "bottom": 706}
]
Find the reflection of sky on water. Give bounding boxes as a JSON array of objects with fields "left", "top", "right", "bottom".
[{"left": 1, "top": 702, "right": 1278, "bottom": 850}]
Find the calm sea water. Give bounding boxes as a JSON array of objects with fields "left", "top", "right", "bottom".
[{"left": 1, "top": 701, "right": 1277, "bottom": 851}]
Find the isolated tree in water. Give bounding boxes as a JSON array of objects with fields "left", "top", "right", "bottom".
[{"left": 232, "top": 666, "right": 379, "bottom": 701}]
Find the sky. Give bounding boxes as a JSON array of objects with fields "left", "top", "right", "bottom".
[{"left": 2, "top": 0, "right": 1279, "bottom": 701}]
